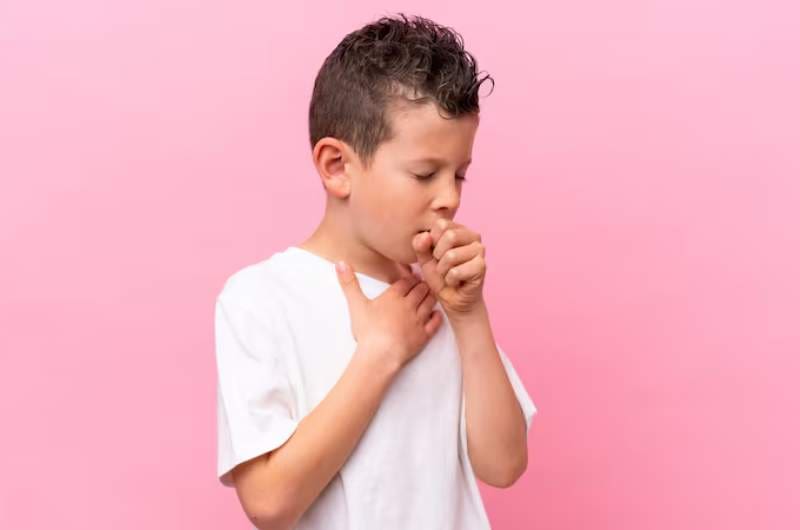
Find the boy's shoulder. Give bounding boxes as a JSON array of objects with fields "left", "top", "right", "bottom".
[{"left": 217, "top": 251, "right": 286, "bottom": 306}]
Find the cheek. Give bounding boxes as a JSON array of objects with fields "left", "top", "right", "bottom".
[
  {"left": 355, "top": 170, "right": 422, "bottom": 235},
  {"left": 378, "top": 199, "right": 420, "bottom": 240},
  {"left": 351, "top": 178, "right": 398, "bottom": 229}
]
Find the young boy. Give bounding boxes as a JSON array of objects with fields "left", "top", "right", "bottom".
[{"left": 215, "top": 13, "right": 537, "bottom": 530}]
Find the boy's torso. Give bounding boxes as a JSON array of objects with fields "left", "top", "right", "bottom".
[{"left": 228, "top": 246, "right": 490, "bottom": 529}]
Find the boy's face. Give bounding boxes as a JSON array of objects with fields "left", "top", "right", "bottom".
[{"left": 348, "top": 101, "right": 479, "bottom": 265}]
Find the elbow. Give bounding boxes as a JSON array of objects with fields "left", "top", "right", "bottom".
[
  {"left": 250, "top": 499, "right": 297, "bottom": 530},
  {"left": 500, "top": 429, "right": 530, "bottom": 487},
  {"left": 506, "top": 450, "right": 528, "bottom": 487},
  {"left": 482, "top": 448, "right": 528, "bottom": 489},
  {"left": 508, "top": 444, "right": 529, "bottom": 485},
  {"left": 248, "top": 504, "right": 280, "bottom": 530},
  {"left": 495, "top": 459, "right": 527, "bottom": 489},
  {"left": 232, "top": 452, "right": 301, "bottom": 530}
]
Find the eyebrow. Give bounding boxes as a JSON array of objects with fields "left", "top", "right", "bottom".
[{"left": 410, "top": 157, "right": 472, "bottom": 166}]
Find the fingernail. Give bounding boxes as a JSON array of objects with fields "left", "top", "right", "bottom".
[{"left": 336, "top": 261, "right": 347, "bottom": 273}]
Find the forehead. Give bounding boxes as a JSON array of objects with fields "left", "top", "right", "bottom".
[{"left": 384, "top": 101, "right": 479, "bottom": 155}]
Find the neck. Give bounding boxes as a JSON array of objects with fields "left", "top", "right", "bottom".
[{"left": 297, "top": 207, "right": 412, "bottom": 284}]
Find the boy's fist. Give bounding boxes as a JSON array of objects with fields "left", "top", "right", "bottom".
[{"left": 413, "top": 218, "right": 486, "bottom": 317}]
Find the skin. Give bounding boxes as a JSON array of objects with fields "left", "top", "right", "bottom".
[
  {"left": 301, "top": 97, "right": 528, "bottom": 488},
  {"left": 300, "top": 98, "right": 479, "bottom": 286},
  {"left": 228, "top": 97, "right": 526, "bottom": 530}
]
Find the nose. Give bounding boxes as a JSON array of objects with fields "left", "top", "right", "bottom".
[{"left": 432, "top": 175, "right": 461, "bottom": 215}]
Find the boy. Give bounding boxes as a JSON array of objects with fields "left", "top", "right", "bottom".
[{"left": 215, "top": 13, "right": 537, "bottom": 530}]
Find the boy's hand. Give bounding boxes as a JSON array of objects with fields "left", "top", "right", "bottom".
[
  {"left": 335, "top": 261, "right": 443, "bottom": 371},
  {"left": 413, "top": 219, "right": 486, "bottom": 318}
]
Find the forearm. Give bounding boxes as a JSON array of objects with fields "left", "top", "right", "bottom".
[
  {"left": 252, "top": 345, "right": 400, "bottom": 529},
  {"left": 448, "top": 300, "right": 527, "bottom": 488}
]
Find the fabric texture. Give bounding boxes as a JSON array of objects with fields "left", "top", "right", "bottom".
[{"left": 214, "top": 246, "right": 537, "bottom": 529}]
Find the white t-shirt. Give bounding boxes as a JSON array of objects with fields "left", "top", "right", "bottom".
[{"left": 215, "top": 245, "right": 537, "bottom": 529}]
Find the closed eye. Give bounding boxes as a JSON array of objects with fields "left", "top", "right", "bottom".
[{"left": 413, "top": 172, "right": 468, "bottom": 182}]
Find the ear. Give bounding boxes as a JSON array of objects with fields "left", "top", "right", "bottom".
[{"left": 312, "top": 137, "right": 358, "bottom": 198}]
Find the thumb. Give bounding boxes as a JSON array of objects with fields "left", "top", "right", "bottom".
[
  {"left": 335, "top": 261, "right": 366, "bottom": 307},
  {"left": 413, "top": 231, "right": 435, "bottom": 265},
  {"left": 413, "top": 232, "right": 445, "bottom": 292}
]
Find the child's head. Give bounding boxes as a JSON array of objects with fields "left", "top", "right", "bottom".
[{"left": 308, "top": 13, "right": 493, "bottom": 265}]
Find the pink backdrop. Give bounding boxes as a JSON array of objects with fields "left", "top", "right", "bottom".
[{"left": 1, "top": 1, "right": 797, "bottom": 528}]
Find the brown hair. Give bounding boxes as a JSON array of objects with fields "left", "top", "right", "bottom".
[{"left": 308, "top": 13, "right": 493, "bottom": 170}]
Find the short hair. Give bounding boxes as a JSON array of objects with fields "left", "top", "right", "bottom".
[{"left": 308, "top": 13, "right": 493, "bottom": 171}]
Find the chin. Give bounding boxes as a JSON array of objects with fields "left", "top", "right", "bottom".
[
  {"left": 376, "top": 241, "right": 418, "bottom": 265},
  {"left": 401, "top": 241, "right": 424, "bottom": 265}
]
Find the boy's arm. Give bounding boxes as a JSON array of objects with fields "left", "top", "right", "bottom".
[
  {"left": 449, "top": 300, "right": 529, "bottom": 488},
  {"left": 231, "top": 343, "right": 401, "bottom": 530}
]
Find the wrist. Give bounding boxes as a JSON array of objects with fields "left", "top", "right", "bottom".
[
  {"left": 444, "top": 298, "right": 488, "bottom": 326},
  {"left": 353, "top": 339, "right": 403, "bottom": 378}
]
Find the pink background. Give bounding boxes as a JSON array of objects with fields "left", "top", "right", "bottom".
[{"left": 1, "top": 1, "right": 797, "bottom": 528}]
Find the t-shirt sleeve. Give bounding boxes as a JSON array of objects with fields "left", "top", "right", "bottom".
[
  {"left": 214, "top": 288, "right": 299, "bottom": 488},
  {"left": 496, "top": 343, "right": 538, "bottom": 433}
]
